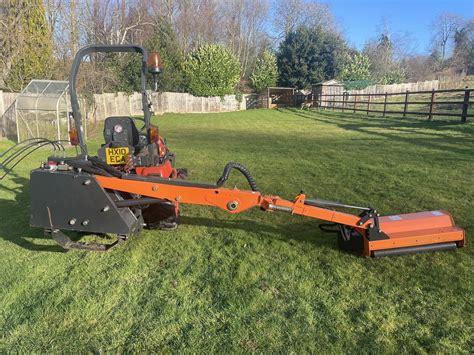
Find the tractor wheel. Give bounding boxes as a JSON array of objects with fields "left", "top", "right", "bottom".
[
  {"left": 177, "top": 168, "right": 188, "bottom": 180},
  {"left": 142, "top": 202, "right": 180, "bottom": 230}
]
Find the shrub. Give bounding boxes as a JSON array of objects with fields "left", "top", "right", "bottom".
[
  {"left": 250, "top": 50, "right": 278, "bottom": 93},
  {"left": 340, "top": 53, "right": 371, "bottom": 82},
  {"left": 183, "top": 44, "right": 241, "bottom": 97}
]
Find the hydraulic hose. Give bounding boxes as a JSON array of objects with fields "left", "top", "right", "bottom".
[
  {"left": 0, "top": 138, "right": 46, "bottom": 158},
  {"left": 0, "top": 141, "right": 61, "bottom": 180},
  {"left": 65, "top": 156, "right": 123, "bottom": 178},
  {"left": 88, "top": 156, "right": 123, "bottom": 178},
  {"left": 216, "top": 162, "right": 259, "bottom": 192},
  {"left": 1, "top": 139, "right": 63, "bottom": 168}
]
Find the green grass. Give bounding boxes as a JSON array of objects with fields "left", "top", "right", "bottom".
[{"left": 0, "top": 109, "right": 473, "bottom": 352}]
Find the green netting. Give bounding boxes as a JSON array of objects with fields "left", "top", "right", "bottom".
[{"left": 342, "top": 80, "right": 376, "bottom": 90}]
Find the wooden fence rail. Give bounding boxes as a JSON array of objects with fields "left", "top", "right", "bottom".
[{"left": 314, "top": 87, "right": 473, "bottom": 123}]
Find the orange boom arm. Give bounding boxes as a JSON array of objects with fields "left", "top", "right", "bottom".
[
  {"left": 95, "top": 175, "right": 363, "bottom": 227},
  {"left": 95, "top": 175, "right": 465, "bottom": 257}
]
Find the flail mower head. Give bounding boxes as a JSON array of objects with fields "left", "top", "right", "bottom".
[{"left": 2, "top": 45, "right": 465, "bottom": 256}]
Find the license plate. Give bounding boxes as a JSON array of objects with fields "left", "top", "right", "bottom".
[{"left": 105, "top": 147, "right": 129, "bottom": 165}]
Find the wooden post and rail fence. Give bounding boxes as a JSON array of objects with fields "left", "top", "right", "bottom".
[{"left": 314, "top": 87, "right": 473, "bottom": 123}]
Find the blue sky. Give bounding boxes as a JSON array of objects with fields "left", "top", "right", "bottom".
[{"left": 326, "top": 0, "right": 474, "bottom": 54}]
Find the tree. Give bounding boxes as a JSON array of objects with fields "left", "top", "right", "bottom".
[
  {"left": 378, "top": 66, "right": 406, "bottom": 84},
  {"left": 402, "top": 55, "right": 435, "bottom": 81},
  {"left": 272, "top": 0, "right": 337, "bottom": 39},
  {"left": 452, "top": 19, "right": 474, "bottom": 74},
  {"left": 429, "top": 12, "right": 463, "bottom": 68},
  {"left": 276, "top": 26, "right": 347, "bottom": 89},
  {"left": 363, "top": 33, "right": 394, "bottom": 79},
  {"left": 1, "top": 0, "right": 54, "bottom": 91},
  {"left": 250, "top": 50, "right": 277, "bottom": 92},
  {"left": 112, "top": 18, "right": 186, "bottom": 93},
  {"left": 339, "top": 52, "right": 371, "bottom": 81},
  {"left": 183, "top": 44, "right": 241, "bottom": 96},
  {"left": 220, "top": 0, "right": 269, "bottom": 78},
  {"left": 145, "top": 20, "right": 186, "bottom": 92},
  {"left": 363, "top": 27, "right": 407, "bottom": 84}
]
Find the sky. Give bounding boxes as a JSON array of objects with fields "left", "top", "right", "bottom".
[{"left": 327, "top": 0, "right": 474, "bottom": 55}]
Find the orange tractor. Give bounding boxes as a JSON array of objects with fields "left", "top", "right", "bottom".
[{"left": 5, "top": 45, "right": 464, "bottom": 257}]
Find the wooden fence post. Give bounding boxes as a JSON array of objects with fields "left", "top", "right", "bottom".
[
  {"left": 332, "top": 94, "right": 335, "bottom": 111},
  {"left": 428, "top": 89, "right": 435, "bottom": 120},
  {"left": 461, "top": 88, "right": 470, "bottom": 123},
  {"left": 342, "top": 92, "right": 346, "bottom": 112},
  {"left": 128, "top": 94, "right": 133, "bottom": 116},
  {"left": 353, "top": 94, "right": 357, "bottom": 113},
  {"left": 102, "top": 95, "right": 108, "bottom": 119},
  {"left": 0, "top": 91, "right": 4, "bottom": 139},
  {"left": 403, "top": 90, "right": 409, "bottom": 118},
  {"left": 383, "top": 92, "right": 388, "bottom": 117},
  {"left": 367, "top": 94, "right": 370, "bottom": 115}
]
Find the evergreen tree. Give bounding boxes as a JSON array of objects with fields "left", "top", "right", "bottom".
[
  {"left": 113, "top": 19, "right": 186, "bottom": 93},
  {"left": 3, "top": 0, "right": 54, "bottom": 91},
  {"left": 276, "top": 26, "right": 348, "bottom": 89}
]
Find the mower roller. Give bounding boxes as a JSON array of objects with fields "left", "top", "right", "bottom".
[{"left": 12, "top": 45, "right": 465, "bottom": 256}]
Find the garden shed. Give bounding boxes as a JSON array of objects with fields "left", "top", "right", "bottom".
[
  {"left": 259, "top": 87, "right": 295, "bottom": 108},
  {"left": 312, "top": 80, "right": 344, "bottom": 107}
]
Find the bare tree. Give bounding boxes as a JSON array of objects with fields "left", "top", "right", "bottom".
[
  {"left": 173, "top": 0, "right": 222, "bottom": 52},
  {"left": 272, "top": 0, "right": 337, "bottom": 40},
  {"left": 220, "top": 0, "right": 268, "bottom": 77},
  {"left": 402, "top": 55, "right": 435, "bottom": 81},
  {"left": 430, "top": 12, "right": 463, "bottom": 65}
]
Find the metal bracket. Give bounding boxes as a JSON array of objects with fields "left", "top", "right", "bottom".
[
  {"left": 357, "top": 208, "right": 376, "bottom": 226},
  {"left": 46, "top": 229, "right": 124, "bottom": 252},
  {"left": 366, "top": 227, "right": 390, "bottom": 241},
  {"left": 357, "top": 208, "right": 390, "bottom": 241}
]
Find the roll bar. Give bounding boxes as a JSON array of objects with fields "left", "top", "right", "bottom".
[{"left": 68, "top": 45, "right": 152, "bottom": 157}]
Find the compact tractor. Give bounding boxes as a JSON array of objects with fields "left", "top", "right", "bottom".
[{"left": 1, "top": 45, "right": 466, "bottom": 256}]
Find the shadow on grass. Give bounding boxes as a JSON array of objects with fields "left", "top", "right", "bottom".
[
  {"left": 180, "top": 216, "right": 340, "bottom": 251},
  {"left": 287, "top": 109, "right": 474, "bottom": 156},
  {"left": 0, "top": 176, "right": 66, "bottom": 253},
  {"left": 289, "top": 108, "right": 472, "bottom": 133},
  {"left": 0, "top": 176, "right": 340, "bottom": 254}
]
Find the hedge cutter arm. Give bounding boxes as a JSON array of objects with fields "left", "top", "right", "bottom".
[
  {"left": 22, "top": 44, "right": 464, "bottom": 257},
  {"left": 96, "top": 175, "right": 361, "bottom": 225},
  {"left": 95, "top": 172, "right": 465, "bottom": 257}
]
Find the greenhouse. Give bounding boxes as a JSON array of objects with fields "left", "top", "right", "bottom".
[{"left": 15, "top": 80, "right": 70, "bottom": 142}]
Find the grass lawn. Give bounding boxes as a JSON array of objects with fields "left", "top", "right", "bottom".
[{"left": 0, "top": 108, "right": 473, "bottom": 352}]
